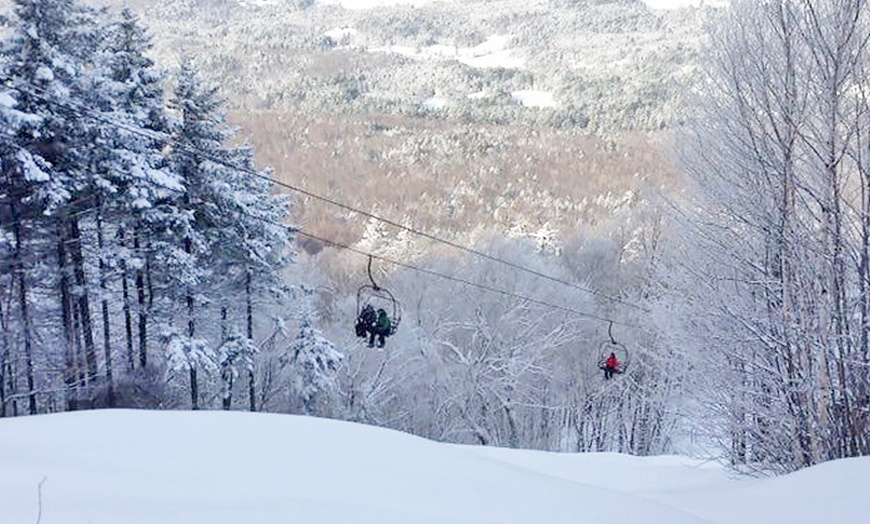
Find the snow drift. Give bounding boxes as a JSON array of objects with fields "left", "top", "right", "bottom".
[{"left": 1, "top": 410, "right": 868, "bottom": 523}]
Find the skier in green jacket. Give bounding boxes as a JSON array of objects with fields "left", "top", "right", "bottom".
[{"left": 371, "top": 308, "right": 392, "bottom": 348}]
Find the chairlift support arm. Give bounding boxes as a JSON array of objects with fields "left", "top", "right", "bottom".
[{"left": 367, "top": 255, "right": 380, "bottom": 291}]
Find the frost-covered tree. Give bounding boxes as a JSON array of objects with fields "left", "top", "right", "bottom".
[
  {"left": 204, "top": 147, "right": 294, "bottom": 411},
  {"left": 333, "top": 231, "right": 675, "bottom": 453},
  {"left": 163, "top": 327, "right": 216, "bottom": 408},
  {"left": 164, "top": 58, "right": 295, "bottom": 409},
  {"left": 0, "top": 0, "right": 113, "bottom": 410},
  {"left": 162, "top": 58, "right": 227, "bottom": 409},
  {"left": 680, "top": 0, "right": 870, "bottom": 471},
  {"left": 69, "top": 7, "right": 186, "bottom": 406},
  {"left": 0, "top": 0, "right": 300, "bottom": 415},
  {"left": 99, "top": 7, "right": 179, "bottom": 375},
  {"left": 0, "top": 74, "right": 51, "bottom": 416},
  {"left": 216, "top": 326, "right": 258, "bottom": 410},
  {"left": 284, "top": 313, "right": 343, "bottom": 415}
]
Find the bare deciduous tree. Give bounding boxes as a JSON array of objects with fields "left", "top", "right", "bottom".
[{"left": 681, "top": 0, "right": 870, "bottom": 472}]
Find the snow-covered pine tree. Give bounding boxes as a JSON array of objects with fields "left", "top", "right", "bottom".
[
  {"left": 0, "top": 1, "right": 297, "bottom": 414},
  {"left": 162, "top": 327, "right": 216, "bottom": 408},
  {"left": 207, "top": 150, "right": 294, "bottom": 411},
  {"left": 0, "top": 57, "right": 51, "bottom": 416},
  {"left": 162, "top": 58, "right": 221, "bottom": 409},
  {"left": 0, "top": 0, "right": 111, "bottom": 410},
  {"left": 284, "top": 302, "right": 342, "bottom": 415},
  {"left": 213, "top": 158, "right": 294, "bottom": 409},
  {"left": 95, "top": 7, "right": 180, "bottom": 392},
  {"left": 165, "top": 58, "right": 294, "bottom": 410},
  {"left": 216, "top": 325, "right": 258, "bottom": 410}
]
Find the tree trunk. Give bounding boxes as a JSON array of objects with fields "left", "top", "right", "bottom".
[
  {"left": 190, "top": 366, "right": 199, "bottom": 410},
  {"left": 12, "top": 209, "right": 37, "bottom": 415},
  {"left": 56, "top": 216, "right": 78, "bottom": 410},
  {"left": 248, "top": 369, "right": 256, "bottom": 413},
  {"left": 221, "top": 305, "right": 228, "bottom": 342},
  {"left": 220, "top": 305, "right": 232, "bottom": 411},
  {"left": 96, "top": 205, "right": 115, "bottom": 407},
  {"left": 134, "top": 226, "right": 148, "bottom": 368},
  {"left": 146, "top": 239, "right": 155, "bottom": 311},
  {"left": 118, "top": 228, "right": 135, "bottom": 372},
  {"left": 246, "top": 270, "right": 256, "bottom": 412},
  {"left": 69, "top": 216, "right": 98, "bottom": 385},
  {"left": 72, "top": 296, "right": 86, "bottom": 388},
  {"left": 222, "top": 370, "right": 233, "bottom": 411},
  {"left": 0, "top": 297, "right": 9, "bottom": 418},
  {"left": 858, "top": 91, "right": 870, "bottom": 455},
  {"left": 0, "top": 353, "right": 6, "bottom": 418},
  {"left": 187, "top": 290, "right": 199, "bottom": 410},
  {"left": 7, "top": 357, "right": 19, "bottom": 417},
  {"left": 186, "top": 234, "right": 199, "bottom": 410},
  {"left": 246, "top": 270, "right": 253, "bottom": 340}
]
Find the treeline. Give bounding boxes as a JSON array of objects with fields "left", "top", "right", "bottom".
[{"left": 0, "top": 0, "right": 311, "bottom": 414}]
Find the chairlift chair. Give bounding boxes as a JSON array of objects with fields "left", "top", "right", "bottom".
[
  {"left": 597, "top": 339, "right": 630, "bottom": 374},
  {"left": 356, "top": 284, "right": 401, "bottom": 336},
  {"left": 596, "top": 322, "right": 630, "bottom": 374},
  {"left": 354, "top": 256, "right": 401, "bottom": 339}
]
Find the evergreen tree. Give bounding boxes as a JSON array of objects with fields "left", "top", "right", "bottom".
[
  {"left": 207, "top": 151, "right": 294, "bottom": 411},
  {"left": 284, "top": 310, "right": 342, "bottom": 415},
  {"left": 1, "top": 0, "right": 107, "bottom": 410},
  {"left": 217, "top": 325, "right": 258, "bottom": 410},
  {"left": 0, "top": 1, "right": 299, "bottom": 415},
  {"left": 0, "top": 75, "right": 50, "bottom": 416},
  {"left": 164, "top": 58, "right": 295, "bottom": 409},
  {"left": 97, "top": 7, "right": 179, "bottom": 378}
]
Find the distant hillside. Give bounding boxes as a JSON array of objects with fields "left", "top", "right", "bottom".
[
  {"left": 0, "top": 0, "right": 713, "bottom": 256},
  {"left": 230, "top": 109, "right": 679, "bottom": 255},
  {"left": 121, "top": 0, "right": 715, "bottom": 132}
]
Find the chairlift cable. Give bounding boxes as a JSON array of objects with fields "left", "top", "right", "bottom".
[
  {"left": 1, "top": 79, "right": 650, "bottom": 314},
  {"left": 294, "top": 228, "right": 635, "bottom": 326}
]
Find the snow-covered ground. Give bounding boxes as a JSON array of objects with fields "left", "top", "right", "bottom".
[
  {"left": 317, "top": 0, "right": 728, "bottom": 10},
  {"left": 512, "top": 90, "right": 556, "bottom": 108},
  {"left": 1, "top": 410, "right": 868, "bottom": 523},
  {"left": 367, "top": 34, "right": 525, "bottom": 70},
  {"left": 642, "top": 0, "right": 729, "bottom": 9},
  {"left": 320, "top": 0, "right": 454, "bottom": 9}
]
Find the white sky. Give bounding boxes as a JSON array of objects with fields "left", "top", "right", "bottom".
[{"left": 2, "top": 410, "right": 869, "bottom": 523}]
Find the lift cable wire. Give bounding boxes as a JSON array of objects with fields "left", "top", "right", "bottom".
[
  {"left": 0, "top": 79, "right": 650, "bottom": 318},
  {"left": 291, "top": 227, "right": 634, "bottom": 326},
  {"left": 0, "top": 196, "right": 636, "bottom": 326}
]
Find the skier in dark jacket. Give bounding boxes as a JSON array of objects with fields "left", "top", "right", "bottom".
[{"left": 356, "top": 304, "right": 376, "bottom": 339}]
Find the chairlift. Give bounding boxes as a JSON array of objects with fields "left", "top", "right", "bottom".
[
  {"left": 597, "top": 322, "right": 630, "bottom": 376},
  {"left": 354, "top": 256, "right": 401, "bottom": 346}
]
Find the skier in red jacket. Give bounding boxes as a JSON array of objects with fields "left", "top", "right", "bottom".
[{"left": 604, "top": 352, "right": 619, "bottom": 380}]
